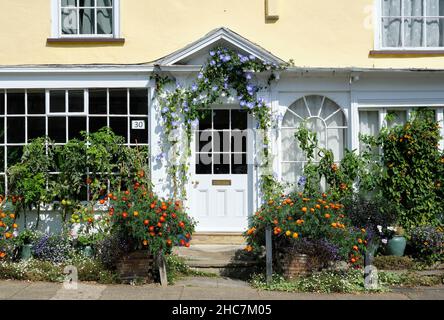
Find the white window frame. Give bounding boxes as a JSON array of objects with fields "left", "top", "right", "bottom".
[
  {"left": 51, "top": 0, "right": 120, "bottom": 38},
  {"left": 375, "top": 0, "right": 444, "bottom": 51}
]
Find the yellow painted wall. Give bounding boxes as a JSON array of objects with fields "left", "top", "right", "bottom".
[{"left": 1, "top": 0, "right": 444, "bottom": 68}]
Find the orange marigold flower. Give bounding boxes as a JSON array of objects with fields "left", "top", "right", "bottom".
[
  {"left": 301, "top": 207, "right": 307, "bottom": 213},
  {"left": 324, "top": 214, "right": 331, "bottom": 219},
  {"left": 293, "top": 232, "right": 299, "bottom": 239},
  {"left": 331, "top": 223, "right": 338, "bottom": 228}
]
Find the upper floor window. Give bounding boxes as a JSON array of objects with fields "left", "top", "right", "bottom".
[
  {"left": 52, "top": 0, "right": 119, "bottom": 38},
  {"left": 380, "top": 0, "right": 444, "bottom": 49}
]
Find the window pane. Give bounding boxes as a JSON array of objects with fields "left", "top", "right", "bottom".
[
  {"left": 281, "top": 162, "right": 303, "bottom": 185},
  {"left": 0, "top": 117, "right": 4, "bottom": 143},
  {"left": 49, "top": 117, "right": 67, "bottom": 143},
  {"left": 404, "top": 18, "right": 424, "bottom": 47},
  {"left": 7, "top": 91, "right": 25, "bottom": 115},
  {"left": 89, "top": 89, "right": 107, "bottom": 114},
  {"left": 62, "top": 0, "right": 77, "bottom": 7},
  {"left": 0, "top": 147, "right": 4, "bottom": 172},
  {"left": 79, "top": 0, "right": 95, "bottom": 6},
  {"left": 196, "top": 153, "right": 212, "bottom": 174},
  {"left": 68, "top": 90, "right": 84, "bottom": 112},
  {"left": 231, "top": 129, "right": 247, "bottom": 153},
  {"left": 327, "top": 128, "right": 346, "bottom": 161},
  {"left": 383, "top": 18, "right": 402, "bottom": 47},
  {"left": 281, "top": 128, "right": 305, "bottom": 162},
  {"left": 0, "top": 91, "right": 4, "bottom": 115},
  {"left": 196, "top": 130, "right": 212, "bottom": 152},
  {"left": 80, "top": 8, "right": 95, "bottom": 34},
  {"left": 97, "top": 0, "right": 113, "bottom": 6},
  {"left": 213, "top": 153, "right": 230, "bottom": 174},
  {"left": 129, "top": 89, "right": 148, "bottom": 115},
  {"left": 199, "top": 113, "right": 212, "bottom": 130},
  {"left": 110, "top": 117, "right": 127, "bottom": 142},
  {"left": 213, "top": 131, "right": 229, "bottom": 152},
  {"left": 426, "top": 0, "right": 444, "bottom": 16},
  {"left": 130, "top": 117, "right": 148, "bottom": 144},
  {"left": 62, "top": 9, "right": 78, "bottom": 34},
  {"left": 50, "top": 90, "right": 66, "bottom": 113},
  {"left": 232, "top": 154, "right": 247, "bottom": 174},
  {"left": 383, "top": 0, "right": 401, "bottom": 16},
  {"left": 28, "top": 117, "right": 46, "bottom": 140},
  {"left": 109, "top": 89, "right": 127, "bottom": 114},
  {"left": 7, "top": 117, "right": 25, "bottom": 143},
  {"left": 7, "top": 146, "right": 23, "bottom": 167},
  {"left": 305, "top": 95, "right": 324, "bottom": 117},
  {"left": 426, "top": 18, "right": 444, "bottom": 47},
  {"left": 231, "top": 110, "right": 247, "bottom": 130},
  {"left": 28, "top": 90, "right": 46, "bottom": 114},
  {"left": 69, "top": 117, "right": 86, "bottom": 140},
  {"left": 89, "top": 117, "right": 107, "bottom": 133},
  {"left": 403, "top": 0, "right": 424, "bottom": 16},
  {"left": 97, "top": 8, "right": 113, "bottom": 34},
  {"left": 386, "top": 110, "right": 407, "bottom": 128},
  {"left": 213, "top": 110, "right": 229, "bottom": 129}
]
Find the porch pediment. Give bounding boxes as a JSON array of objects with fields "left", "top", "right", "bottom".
[{"left": 155, "top": 27, "right": 285, "bottom": 66}]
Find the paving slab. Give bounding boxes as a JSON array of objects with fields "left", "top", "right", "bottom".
[
  {"left": 0, "top": 280, "right": 31, "bottom": 299},
  {"left": 8, "top": 282, "right": 61, "bottom": 300}
]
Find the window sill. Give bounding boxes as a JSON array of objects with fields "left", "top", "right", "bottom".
[
  {"left": 370, "top": 49, "right": 444, "bottom": 56},
  {"left": 47, "top": 37, "right": 125, "bottom": 44}
]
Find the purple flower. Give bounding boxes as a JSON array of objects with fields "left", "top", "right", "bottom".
[
  {"left": 240, "top": 101, "right": 246, "bottom": 107},
  {"left": 161, "top": 107, "right": 169, "bottom": 113},
  {"left": 156, "top": 153, "right": 166, "bottom": 161},
  {"left": 222, "top": 55, "right": 231, "bottom": 62},
  {"left": 171, "top": 121, "right": 179, "bottom": 127},
  {"left": 182, "top": 101, "right": 188, "bottom": 108},
  {"left": 246, "top": 73, "right": 252, "bottom": 80},
  {"left": 210, "top": 60, "right": 216, "bottom": 66},
  {"left": 183, "top": 107, "right": 189, "bottom": 112},
  {"left": 249, "top": 54, "right": 255, "bottom": 60},
  {"left": 298, "top": 176, "right": 307, "bottom": 187},
  {"left": 246, "top": 102, "right": 254, "bottom": 109},
  {"left": 191, "top": 84, "right": 198, "bottom": 92},
  {"left": 212, "top": 85, "right": 218, "bottom": 91},
  {"left": 209, "top": 51, "right": 215, "bottom": 56},
  {"left": 190, "top": 118, "right": 199, "bottom": 129},
  {"left": 198, "top": 73, "right": 204, "bottom": 80}
]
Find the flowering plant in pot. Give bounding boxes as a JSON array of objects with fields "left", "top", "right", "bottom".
[
  {"left": 244, "top": 192, "right": 368, "bottom": 278},
  {"left": 108, "top": 177, "right": 196, "bottom": 258},
  {"left": 384, "top": 226, "right": 407, "bottom": 257}
]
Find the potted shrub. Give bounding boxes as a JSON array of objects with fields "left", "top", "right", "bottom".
[
  {"left": 386, "top": 226, "right": 407, "bottom": 257},
  {"left": 244, "top": 192, "right": 368, "bottom": 279},
  {"left": 108, "top": 176, "right": 196, "bottom": 284},
  {"left": 16, "top": 229, "right": 40, "bottom": 260}
]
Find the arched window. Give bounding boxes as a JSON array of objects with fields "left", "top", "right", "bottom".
[{"left": 281, "top": 95, "right": 348, "bottom": 184}]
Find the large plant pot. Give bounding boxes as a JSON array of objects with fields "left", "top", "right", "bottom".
[
  {"left": 82, "top": 245, "right": 94, "bottom": 258},
  {"left": 116, "top": 250, "right": 155, "bottom": 283},
  {"left": 20, "top": 244, "right": 32, "bottom": 261},
  {"left": 279, "top": 253, "right": 309, "bottom": 279},
  {"left": 386, "top": 236, "right": 407, "bottom": 257}
]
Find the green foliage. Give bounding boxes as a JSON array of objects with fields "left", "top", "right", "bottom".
[
  {"left": 294, "top": 122, "right": 375, "bottom": 200},
  {"left": 409, "top": 225, "right": 444, "bottom": 265},
  {"left": 366, "top": 109, "right": 444, "bottom": 229},
  {"left": 373, "top": 256, "right": 415, "bottom": 270}
]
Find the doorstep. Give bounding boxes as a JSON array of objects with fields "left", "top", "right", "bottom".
[{"left": 190, "top": 232, "right": 246, "bottom": 245}]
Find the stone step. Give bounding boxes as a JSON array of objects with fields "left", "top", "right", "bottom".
[
  {"left": 173, "top": 244, "right": 258, "bottom": 278},
  {"left": 190, "top": 233, "right": 246, "bottom": 245}
]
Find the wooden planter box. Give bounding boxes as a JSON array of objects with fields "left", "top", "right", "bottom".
[
  {"left": 278, "top": 253, "right": 309, "bottom": 279},
  {"left": 116, "top": 250, "right": 156, "bottom": 283}
]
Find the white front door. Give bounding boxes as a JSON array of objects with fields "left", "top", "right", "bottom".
[{"left": 188, "top": 107, "right": 251, "bottom": 232}]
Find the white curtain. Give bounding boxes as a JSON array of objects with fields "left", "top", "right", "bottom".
[{"left": 383, "top": 0, "right": 444, "bottom": 47}]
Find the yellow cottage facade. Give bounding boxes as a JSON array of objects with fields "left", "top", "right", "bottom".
[{"left": 1, "top": 0, "right": 444, "bottom": 232}]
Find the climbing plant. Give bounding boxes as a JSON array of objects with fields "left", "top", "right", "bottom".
[{"left": 153, "top": 47, "right": 290, "bottom": 200}]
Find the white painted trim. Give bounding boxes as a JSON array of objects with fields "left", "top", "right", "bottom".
[
  {"left": 158, "top": 28, "right": 285, "bottom": 66},
  {"left": 374, "top": 0, "right": 381, "bottom": 50},
  {"left": 51, "top": 0, "right": 60, "bottom": 38}
]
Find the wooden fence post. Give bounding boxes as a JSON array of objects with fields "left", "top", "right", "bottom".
[{"left": 157, "top": 254, "right": 168, "bottom": 287}]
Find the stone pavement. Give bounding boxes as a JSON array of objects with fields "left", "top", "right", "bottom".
[{"left": 0, "top": 277, "right": 443, "bottom": 300}]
